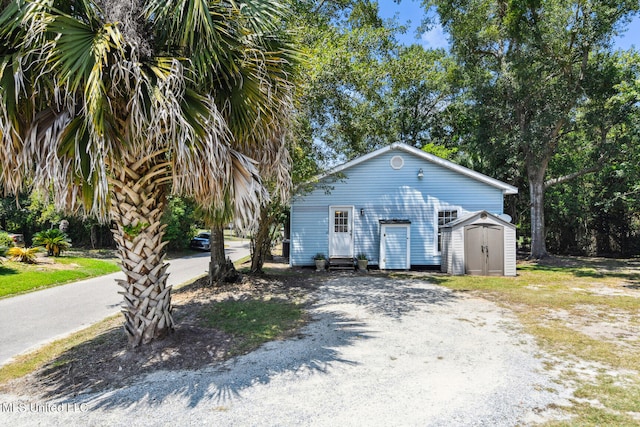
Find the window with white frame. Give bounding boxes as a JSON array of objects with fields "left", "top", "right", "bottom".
[
  {"left": 334, "top": 210, "right": 349, "bottom": 233},
  {"left": 437, "top": 210, "right": 458, "bottom": 252}
]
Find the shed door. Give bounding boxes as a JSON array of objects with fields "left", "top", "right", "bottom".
[
  {"left": 329, "top": 206, "right": 354, "bottom": 257},
  {"left": 380, "top": 224, "right": 410, "bottom": 270},
  {"left": 464, "top": 225, "right": 504, "bottom": 276}
]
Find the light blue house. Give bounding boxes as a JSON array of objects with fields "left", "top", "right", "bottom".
[{"left": 289, "top": 143, "right": 518, "bottom": 272}]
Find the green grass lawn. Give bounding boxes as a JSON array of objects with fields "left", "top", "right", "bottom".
[
  {"left": 0, "top": 256, "right": 120, "bottom": 298},
  {"left": 200, "top": 299, "right": 304, "bottom": 354}
]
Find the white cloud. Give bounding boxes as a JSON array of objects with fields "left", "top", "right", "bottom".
[{"left": 420, "top": 23, "right": 449, "bottom": 49}]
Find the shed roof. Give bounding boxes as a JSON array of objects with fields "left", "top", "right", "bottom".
[
  {"left": 315, "top": 143, "right": 518, "bottom": 195},
  {"left": 441, "top": 210, "right": 516, "bottom": 230}
]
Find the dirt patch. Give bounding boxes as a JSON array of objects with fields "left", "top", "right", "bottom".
[
  {"left": 32, "top": 255, "right": 79, "bottom": 271},
  {"left": 65, "top": 249, "right": 118, "bottom": 260},
  {"left": 543, "top": 306, "right": 640, "bottom": 350},
  {"left": 1, "top": 259, "right": 317, "bottom": 399}
]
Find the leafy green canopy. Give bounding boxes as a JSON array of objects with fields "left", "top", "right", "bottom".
[
  {"left": 289, "top": 0, "right": 456, "bottom": 166},
  {"left": 424, "top": 0, "right": 640, "bottom": 257}
]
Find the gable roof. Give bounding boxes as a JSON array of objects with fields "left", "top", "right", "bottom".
[
  {"left": 441, "top": 210, "right": 516, "bottom": 229},
  {"left": 317, "top": 143, "right": 518, "bottom": 195}
]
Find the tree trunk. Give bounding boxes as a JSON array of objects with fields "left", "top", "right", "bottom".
[
  {"left": 250, "top": 207, "right": 272, "bottom": 274},
  {"left": 528, "top": 166, "right": 548, "bottom": 259},
  {"left": 109, "top": 155, "right": 173, "bottom": 347},
  {"left": 90, "top": 224, "right": 98, "bottom": 249},
  {"left": 208, "top": 224, "right": 238, "bottom": 284}
]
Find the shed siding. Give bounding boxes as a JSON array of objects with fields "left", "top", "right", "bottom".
[
  {"left": 504, "top": 225, "right": 517, "bottom": 276},
  {"left": 440, "top": 228, "right": 450, "bottom": 273},
  {"left": 291, "top": 150, "right": 506, "bottom": 267},
  {"left": 444, "top": 226, "right": 465, "bottom": 274},
  {"left": 443, "top": 214, "right": 516, "bottom": 276}
]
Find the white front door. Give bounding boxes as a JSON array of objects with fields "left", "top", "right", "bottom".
[{"left": 329, "top": 206, "right": 354, "bottom": 257}]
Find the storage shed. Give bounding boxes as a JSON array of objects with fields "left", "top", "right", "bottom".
[{"left": 440, "top": 211, "right": 516, "bottom": 276}]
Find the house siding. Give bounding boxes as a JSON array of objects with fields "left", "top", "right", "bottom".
[{"left": 291, "top": 149, "right": 506, "bottom": 267}]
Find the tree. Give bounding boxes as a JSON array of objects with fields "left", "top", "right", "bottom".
[
  {"left": 32, "top": 228, "right": 72, "bottom": 256},
  {"left": 292, "top": 0, "right": 457, "bottom": 168},
  {"left": 389, "top": 45, "right": 455, "bottom": 148},
  {"left": 161, "top": 196, "right": 199, "bottom": 252},
  {"left": 205, "top": 204, "right": 238, "bottom": 285},
  {"left": 425, "top": 0, "right": 640, "bottom": 258},
  {"left": 545, "top": 51, "right": 640, "bottom": 255},
  {"left": 0, "top": 1, "right": 296, "bottom": 346}
]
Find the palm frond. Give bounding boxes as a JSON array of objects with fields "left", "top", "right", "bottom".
[
  {"left": 7, "top": 246, "right": 39, "bottom": 264},
  {"left": 3, "top": 0, "right": 298, "bottom": 224},
  {"left": 228, "top": 148, "right": 269, "bottom": 232}
]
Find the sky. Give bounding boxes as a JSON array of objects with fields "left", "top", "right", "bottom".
[{"left": 377, "top": 0, "right": 640, "bottom": 51}]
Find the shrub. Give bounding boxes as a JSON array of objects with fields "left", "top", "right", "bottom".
[
  {"left": 0, "top": 232, "right": 14, "bottom": 248},
  {"left": 32, "top": 229, "right": 72, "bottom": 256},
  {"left": 7, "top": 247, "right": 39, "bottom": 264},
  {"left": 162, "top": 196, "right": 199, "bottom": 251}
]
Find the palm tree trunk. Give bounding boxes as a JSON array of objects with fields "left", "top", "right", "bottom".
[{"left": 109, "top": 155, "right": 173, "bottom": 347}]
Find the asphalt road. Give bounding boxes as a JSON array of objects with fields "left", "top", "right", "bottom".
[{"left": 0, "top": 240, "right": 249, "bottom": 367}]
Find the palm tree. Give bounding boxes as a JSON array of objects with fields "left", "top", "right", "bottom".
[
  {"left": 32, "top": 228, "right": 72, "bottom": 256},
  {"left": 0, "top": 0, "right": 296, "bottom": 347}
]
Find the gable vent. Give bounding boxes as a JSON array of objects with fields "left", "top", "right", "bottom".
[{"left": 390, "top": 155, "right": 404, "bottom": 170}]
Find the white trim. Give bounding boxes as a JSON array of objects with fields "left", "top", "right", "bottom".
[
  {"left": 441, "top": 210, "right": 516, "bottom": 230},
  {"left": 329, "top": 206, "right": 354, "bottom": 257},
  {"left": 436, "top": 208, "right": 460, "bottom": 254},
  {"left": 311, "top": 143, "right": 518, "bottom": 195},
  {"left": 289, "top": 206, "right": 294, "bottom": 268},
  {"left": 380, "top": 223, "right": 411, "bottom": 270}
]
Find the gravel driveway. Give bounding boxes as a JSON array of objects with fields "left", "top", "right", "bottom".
[{"left": 0, "top": 275, "right": 569, "bottom": 426}]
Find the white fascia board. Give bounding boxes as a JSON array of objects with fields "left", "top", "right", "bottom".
[{"left": 392, "top": 143, "right": 519, "bottom": 195}]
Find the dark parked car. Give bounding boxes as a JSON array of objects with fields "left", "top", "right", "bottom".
[{"left": 190, "top": 232, "right": 211, "bottom": 251}]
